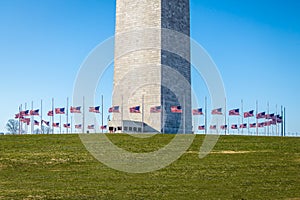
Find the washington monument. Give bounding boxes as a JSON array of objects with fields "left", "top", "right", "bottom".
[{"left": 109, "top": 0, "right": 192, "bottom": 133}]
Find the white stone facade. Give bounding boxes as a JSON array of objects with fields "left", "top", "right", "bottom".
[{"left": 111, "top": 0, "right": 192, "bottom": 133}]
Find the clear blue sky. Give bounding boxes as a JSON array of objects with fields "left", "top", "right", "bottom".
[{"left": 0, "top": 0, "right": 299, "bottom": 133}]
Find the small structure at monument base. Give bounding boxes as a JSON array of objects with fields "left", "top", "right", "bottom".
[{"left": 108, "top": 120, "right": 158, "bottom": 133}]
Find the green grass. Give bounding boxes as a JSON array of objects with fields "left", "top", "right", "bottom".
[{"left": 0, "top": 134, "right": 300, "bottom": 200}]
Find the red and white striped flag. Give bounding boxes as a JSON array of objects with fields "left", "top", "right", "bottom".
[
  {"left": 70, "top": 106, "right": 81, "bottom": 113},
  {"left": 171, "top": 106, "right": 182, "bottom": 113},
  {"left": 211, "top": 108, "right": 222, "bottom": 115}
]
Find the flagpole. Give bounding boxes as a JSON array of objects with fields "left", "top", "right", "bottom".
[
  {"left": 205, "top": 96, "right": 207, "bottom": 134},
  {"left": 224, "top": 98, "right": 227, "bottom": 135},
  {"left": 71, "top": 115, "right": 73, "bottom": 134},
  {"left": 18, "top": 104, "right": 21, "bottom": 135},
  {"left": 284, "top": 107, "right": 286, "bottom": 137},
  {"left": 94, "top": 117, "right": 96, "bottom": 134},
  {"left": 162, "top": 97, "right": 164, "bottom": 134},
  {"left": 31, "top": 101, "right": 34, "bottom": 134},
  {"left": 121, "top": 95, "right": 124, "bottom": 133},
  {"left": 267, "top": 101, "right": 269, "bottom": 136},
  {"left": 66, "top": 97, "right": 69, "bottom": 134},
  {"left": 24, "top": 103, "right": 27, "bottom": 134},
  {"left": 193, "top": 113, "right": 195, "bottom": 134},
  {"left": 256, "top": 100, "right": 258, "bottom": 136},
  {"left": 101, "top": 95, "right": 104, "bottom": 133},
  {"left": 60, "top": 115, "right": 61, "bottom": 134},
  {"left": 142, "top": 95, "right": 144, "bottom": 133},
  {"left": 228, "top": 114, "right": 230, "bottom": 135},
  {"left": 276, "top": 104, "right": 278, "bottom": 136},
  {"left": 52, "top": 98, "right": 54, "bottom": 134},
  {"left": 82, "top": 96, "right": 85, "bottom": 134},
  {"left": 182, "top": 95, "right": 185, "bottom": 134},
  {"left": 238, "top": 117, "right": 240, "bottom": 135},
  {"left": 264, "top": 122, "right": 266, "bottom": 136},
  {"left": 247, "top": 117, "right": 250, "bottom": 135},
  {"left": 41, "top": 99, "right": 43, "bottom": 134},
  {"left": 241, "top": 99, "right": 243, "bottom": 135}
]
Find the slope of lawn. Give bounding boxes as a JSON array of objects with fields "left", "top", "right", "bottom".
[{"left": 0, "top": 134, "right": 300, "bottom": 199}]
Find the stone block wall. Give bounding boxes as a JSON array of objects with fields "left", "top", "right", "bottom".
[{"left": 112, "top": 0, "right": 191, "bottom": 133}]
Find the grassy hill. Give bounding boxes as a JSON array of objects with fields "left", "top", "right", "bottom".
[{"left": 0, "top": 134, "right": 300, "bottom": 200}]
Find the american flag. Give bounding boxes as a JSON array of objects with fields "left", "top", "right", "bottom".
[
  {"left": 256, "top": 112, "right": 266, "bottom": 119},
  {"left": 229, "top": 109, "right": 239, "bottom": 116},
  {"left": 130, "top": 106, "right": 141, "bottom": 113},
  {"left": 244, "top": 110, "right": 254, "bottom": 118},
  {"left": 270, "top": 120, "right": 277, "bottom": 125},
  {"left": 277, "top": 116, "right": 283, "bottom": 123},
  {"left": 250, "top": 123, "right": 256, "bottom": 128},
  {"left": 258, "top": 122, "right": 265, "bottom": 128},
  {"left": 17, "top": 110, "right": 29, "bottom": 118},
  {"left": 220, "top": 125, "right": 228, "bottom": 130},
  {"left": 100, "top": 125, "right": 107, "bottom": 130},
  {"left": 30, "top": 109, "right": 39, "bottom": 116},
  {"left": 70, "top": 106, "right": 81, "bottom": 113},
  {"left": 211, "top": 108, "right": 222, "bottom": 115},
  {"left": 42, "top": 120, "right": 50, "bottom": 126},
  {"left": 88, "top": 125, "right": 95, "bottom": 129},
  {"left": 21, "top": 118, "right": 30, "bottom": 125},
  {"left": 89, "top": 106, "right": 100, "bottom": 113},
  {"left": 265, "top": 113, "right": 275, "bottom": 119},
  {"left": 231, "top": 124, "right": 238, "bottom": 129},
  {"left": 108, "top": 106, "right": 120, "bottom": 113},
  {"left": 171, "top": 106, "right": 182, "bottom": 113},
  {"left": 47, "top": 110, "right": 54, "bottom": 116},
  {"left": 264, "top": 121, "right": 271, "bottom": 127},
  {"left": 64, "top": 123, "right": 71, "bottom": 128},
  {"left": 240, "top": 123, "right": 247, "bottom": 129},
  {"left": 53, "top": 123, "right": 59, "bottom": 128},
  {"left": 75, "top": 124, "right": 82, "bottom": 129},
  {"left": 210, "top": 125, "right": 217, "bottom": 130},
  {"left": 192, "top": 108, "right": 203, "bottom": 115},
  {"left": 198, "top": 125, "right": 205, "bottom": 130},
  {"left": 20, "top": 110, "right": 30, "bottom": 117},
  {"left": 55, "top": 108, "right": 65, "bottom": 114},
  {"left": 150, "top": 106, "right": 161, "bottom": 113},
  {"left": 34, "top": 120, "right": 40, "bottom": 126}
]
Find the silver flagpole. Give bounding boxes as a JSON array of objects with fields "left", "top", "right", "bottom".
[
  {"left": 162, "top": 98, "right": 164, "bottom": 134},
  {"left": 284, "top": 107, "right": 286, "bottom": 136},
  {"left": 267, "top": 101, "right": 269, "bottom": 136},
  {"left": 52, "top": 98, "right": 54, "bottom": 134},
  {"left": 60, "top": 115, "right": 61, "bottom": 134},
  {"left": 70, "top": 115, "right": 73, "bottom": 134},
  {"left": 276, "top": 104, "right": 278, "bottom": 136},
  {"left": 238, "top": 117, "right": 240, "bottom": 135},
  {"left": 94, "top": 117, "right": 96, "bottom": 134},
  {"left": 228, "top": 114, "right": 230, "bottom": 135},
  {"left": 24, "top": 103, "right": 27, "bottom": 134},
  {"left": 193, "top": 112, "right": 195, "bottom": 134},
  {"left": 82, "top": 96, "right": 85, "bottom": 134},
  {"left": 256, "top": 100, "right": 258, "bottom": 136},
  {"left": 205, "top": 96, "right": 207, "bottom": 134},
  {"left": 248, "top": 117, "right": 250, "bottom": 135},
  {"left": 121, "top": 95, "right": 124, "bottom": 133},
  {"left": 41, "top": 99, "right": 43, "bottom": 134},
  {"left": 66, "top": 97, "right": 69, "bottom": 134},
  {"left": 31, "top": 101, "right": 34, "bottom": 134},
  {"left": 241, "top": 99, "right": 243, "bottom": 135},
  {"left": 19, "top": 104, "right": 22, "bottom": 135},
  {"left": 224, "top": 98, "right": 227, "bottom": 135},
  {"left": 101, "top": 95, "right": 104, "bottom": 133},
  {"left": 183, "top": 95, "right": 185, "bottom": 134},
  {"left": 142, "top": 95, "right": 144, "bottom": 133}
]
